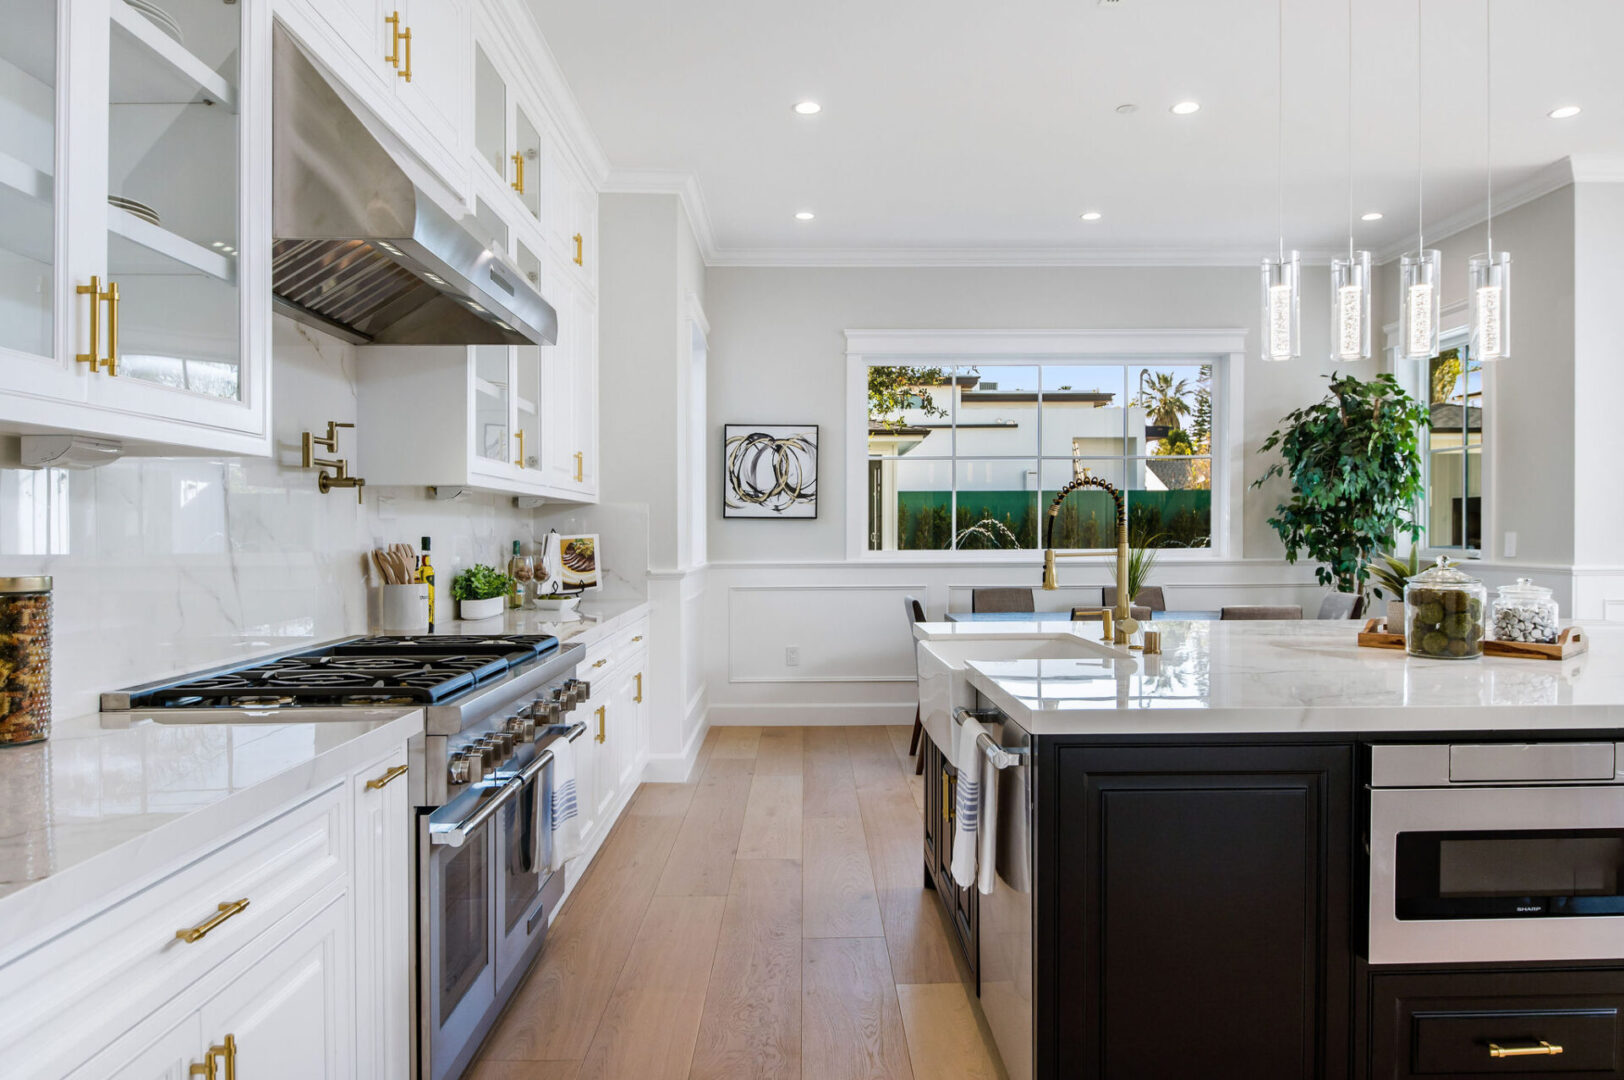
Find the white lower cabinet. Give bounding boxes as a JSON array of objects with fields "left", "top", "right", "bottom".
[
  {"left": 89, "top": 1015, "right": 202, "bottom": 1080},
  {"left": 351, "top": 748, "right": 413, "bottom": 1079},
  {"left": 565, "top": 622, "right": 651, "bottom": 887}
]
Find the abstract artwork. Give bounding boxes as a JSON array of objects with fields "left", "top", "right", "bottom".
[
  {"left": 558, "top": 534, "right": 601, "bottom": 591},
  {"left": 724, "top": 424, "right": 818, "bottom": 518}
]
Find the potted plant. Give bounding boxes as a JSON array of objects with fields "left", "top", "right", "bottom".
[
  {"left": 1116, "top": 532, "right": 1163, "bottom": 612},
  {"left": 1252, "top": 373, "right": 1428, "bottom": 600},
  {"left": 1367, "top": 547, "right": 1422, "bottom": 631},
  {"left": 451, "top": 564, "right": 514, "bottom": 621}
]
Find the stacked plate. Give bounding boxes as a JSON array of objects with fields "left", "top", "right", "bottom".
[
  {"left": 124, "top": 0, "right": 184, "bottom": 44},
  {"left": 108, "top": 195, "right": 161, "bottom": 227}
]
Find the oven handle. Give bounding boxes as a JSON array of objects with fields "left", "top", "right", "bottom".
[{"left": 429, "top": 721, "right": 589, "bottom": 848}]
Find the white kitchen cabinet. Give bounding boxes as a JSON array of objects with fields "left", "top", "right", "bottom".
[
  {"left": 84, "top": 1014, "right": 202, "bottom": 1080},
  {"left": 0, "top": 0, "right": 271, "bottom": 455},
  {"left": 351, "top": 749, "right": 412, "bottom": 1080},
  {"left": 532, "top": 260, "right": 597, "bottom": 497},
  {"left": 392, "top": 0, "right": 467, "bottom": 167},
  {"left": 573, "top": 685, "right": 605, "bottom": 847}
]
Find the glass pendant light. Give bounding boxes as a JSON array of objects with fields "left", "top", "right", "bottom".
[
  {"left": 1400, "top": 0, "right": 1441, "bottom": 361},
  {"left": 1330, "top": 0, "right": 1371, "bottom": 362},
  {"left": 1470, "top": 1, "right": 1510, "bottom": 360},
  {"left": 1261, "top": 0, "right": 1299, "bottom": 362}
]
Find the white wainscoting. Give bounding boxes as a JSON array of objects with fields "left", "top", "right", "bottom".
[{"left": 727, "top": 583, "right": 928, "bottom": 683}]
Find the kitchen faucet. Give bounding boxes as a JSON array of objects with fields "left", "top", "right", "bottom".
[{"left": 1041, "top": 470, "right": 1136, "bottom": 633}]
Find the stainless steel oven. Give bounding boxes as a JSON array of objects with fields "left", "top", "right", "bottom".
[{"left": 1369, "top": 741, "right": 1624, "bottom": 965}]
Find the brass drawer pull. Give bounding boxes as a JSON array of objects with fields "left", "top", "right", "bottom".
[
  {"left": 190, "top": 1035, "right": 236, "bottom": 1080},
  {"left": 511, "top": 151, "right": 525, "bottom": 194},
  {"left": 366, "top": 763, "right": 408, "bottom": 790},
  {"left": 631, "top": 635, "right": 643, "bottom": 643},
  {"left": 634, "top": 673, "right": 642, "bottom": 703},
  {"left": 399, "top": 25, "right": 412, "bottom": 82},
  {"left": 384, "top": 11, "right": 402, "bottom": 67},
  {"left": 941, "top": 773, "right": 950, "bottom": 823},
  {"left": 176, "top": 898, "right": 250, "bottom": 943},
  {"left": 1488, "top": 1041, "right": 1563, "bottom": 1058},
  {"left": 573, "top": 451, "right": 583, "bottom": 482},
  {"left": 595, "top": 705, "right": 606, "bottom": 744},
  {"left": 573, "top": 233, "right": 583, "bottom": 266},
  {"left": 592, "top": 658, "right": 607, "bottom": 669}
]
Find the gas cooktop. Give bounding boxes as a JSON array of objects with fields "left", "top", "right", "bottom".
[{"left": 108, "top": 634, "right": 561, "bottom": 710}]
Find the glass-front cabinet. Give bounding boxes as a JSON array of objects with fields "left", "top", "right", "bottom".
[{"left": 0, "top": 0, "right": 269, "bottom": 455}]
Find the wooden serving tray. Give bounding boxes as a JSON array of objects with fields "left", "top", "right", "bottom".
[{"left": 1357, "top": 619, "right": 1588, "bottom": 660}]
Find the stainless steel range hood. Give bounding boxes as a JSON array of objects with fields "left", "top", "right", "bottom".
[{"left": 271, "top": 24, "right": 556, "bottom": 346}]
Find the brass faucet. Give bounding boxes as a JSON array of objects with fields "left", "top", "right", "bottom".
[
  {"left": 302, "top": 421, "right": 366, "bottom": 503},
  {"left": 1041, "top": 470, "right": 1135, "bottom": 633}
]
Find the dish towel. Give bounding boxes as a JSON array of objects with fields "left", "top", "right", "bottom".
[
  {"left": 974, "top": 751, "right": 999, "bottom": 896},
  {"left": 950, "top": 714, "right": 988, "bottom": 890},
  {"left": 548, "top": 734, "right": 581, "bottom": 870}
]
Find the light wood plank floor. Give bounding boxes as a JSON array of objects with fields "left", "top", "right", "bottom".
[{"left": 470, "top": 725, "right": 1006, "bottom": 1080}]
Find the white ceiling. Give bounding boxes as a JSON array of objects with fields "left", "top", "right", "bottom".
[{"left": 526, "top": 0, "right": 1624, "bottom": 264}]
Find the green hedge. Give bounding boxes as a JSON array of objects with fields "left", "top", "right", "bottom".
[{"left": 892, "top": 489, "right": 1211, "bottom": 550}]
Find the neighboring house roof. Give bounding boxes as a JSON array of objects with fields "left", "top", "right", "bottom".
[
  {"left": 961, "top": 391, "right": 1115, "bottom": 405},
  {"left": 1429, "top": 402, "right": 1483, "bottom": 432},
  {"left": 868, "top": 420, "right": 930, "bottom": 436}
]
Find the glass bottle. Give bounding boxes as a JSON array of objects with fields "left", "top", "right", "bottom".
[
  {"left": 508, "top": 540, "right": 534, "bottom": 609},
  {"left": 418, "top": 536, "right": 436, "bottom": 632}
]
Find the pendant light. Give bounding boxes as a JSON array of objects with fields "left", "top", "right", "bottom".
[
  {"left": 1330, "top": 0, "right": 1371, "bottom": 361},
  {"left": 1470, "top": 0, "right": 1510, "bottom": 360},
  {"left": 1261, "top": 0, "right": 1299, "bottom": 362},
  {"left": 1400, "top": 0, "right": 1441, "bottom": 360}
]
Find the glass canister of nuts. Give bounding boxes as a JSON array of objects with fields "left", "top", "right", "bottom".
[
  {"left": 1491, "top": 578, "right": 1560, "bottom": 645},
  {"left": 1404, "top": 558, "right": 1486, "bottom": 660},
  {"left": 0, "top": 577, "right": 52, "bottom": 745}
]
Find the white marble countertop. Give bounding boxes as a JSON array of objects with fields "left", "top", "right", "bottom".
[
  {"left": 434, "top": 597, "right": 649, "bottom": 648},
  {"left": 917, "top": 619, "right": 1624, "bottom": 736},
  {"left": 0, "top": 706, "right": 422, "bottom": 955}
]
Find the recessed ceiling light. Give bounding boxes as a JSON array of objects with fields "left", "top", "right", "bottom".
[
  {"left": 1548, "top": 105, "right": 1581, "bottom": 119},
  {"left": 793, "top": 101, "right": 822, "bottom": 116},
  {"left": 1115, "top": 103, "right": 1138, "bottom": 115},
  {"left": 1170, "top": 101, "right": 1201, "bottom": 115},
  {"left": 1361, "top": 211, "right": 1383, "bottom": 221},
  {"left": 795, "top": 211, "right": 815, "bottom": 221},
  {"left": 1080, "top": 211, "right": 1102, "bottom": 221}
]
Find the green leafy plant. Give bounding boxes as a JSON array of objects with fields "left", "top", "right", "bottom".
[
  {"left": 1154, "top": 427, "right": 1196, "bottom": 456},
  {"left": 1252, "top": 372, "right": 1428, "bottom": 596},
  {"left": 1117, "top": 531, "right": 1164, "bottom": 606},
  {"left": 1367, "top": 546, "right": 1422, "bottom": 601},
  {"left": 868, "top": 365, "right": 950, "bottom": 431},
  {"left": 451, "top": 564, "right": 514, "bottom": 602}
]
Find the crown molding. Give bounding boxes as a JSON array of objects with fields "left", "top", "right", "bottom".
[
  {"left": 1569, "top": 152, "right": 1624, "bottom": 183},
  {"left": 706, "top": 245, "right": 1345, "bottom": 269},
  {"left": 601, "top": 168, "right": 720, "bottom": 264},
  {"left": 1374, "top": 156, "right": 1577, "bottom": 265}
]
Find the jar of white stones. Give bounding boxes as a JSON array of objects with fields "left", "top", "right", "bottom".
[{"left": 1490, "top": 578, "right": 1559, "bottom": 645}]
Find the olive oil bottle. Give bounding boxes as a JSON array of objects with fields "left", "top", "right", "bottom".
[{"left": 418, "top": 536, "right": 436, "bottom": 632}]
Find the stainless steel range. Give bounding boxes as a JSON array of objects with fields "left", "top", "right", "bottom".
[{"left": 104, "top": 633, "right": 588, "bottom": 1080}]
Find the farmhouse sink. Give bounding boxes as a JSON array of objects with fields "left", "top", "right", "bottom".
[{"left": 916, "top": 635, "right": 1118, "bottom": 759}]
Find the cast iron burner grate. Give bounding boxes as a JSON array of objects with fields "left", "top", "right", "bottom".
[
  {"left": 141, "top": 653, "right": 514, "bottom": 707},
  {"left": 335, "top": 635, "right": 559, "bottom": 661}
]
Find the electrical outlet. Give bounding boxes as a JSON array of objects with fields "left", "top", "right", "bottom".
[
  {"left": 1504, "top": 531, "right": 1518, "bottom": 558},
  {"left": 374, "top": 492, "right": 397, "bottom": 520},
  {"left": 785, "top": 646, "right": 800, "bottom": 668}
]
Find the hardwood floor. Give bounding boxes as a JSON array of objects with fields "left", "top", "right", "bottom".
[{"left": 472, "top": 725, "right": 1007, "bottom": 1080}]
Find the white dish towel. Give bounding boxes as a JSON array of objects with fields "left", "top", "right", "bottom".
[
  {"left": 548, "top": 734, "right": 581, "bottom": 870},
  {"left": 950, "top": 714, "right": 1000, "bottom": 894}
]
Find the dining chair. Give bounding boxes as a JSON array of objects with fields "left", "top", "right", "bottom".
[
  {"left": 1220, "top": 605, "right": 1304, "bottom": 620},
  {"left": 972, "top": 587, "right": 1035, "bottom": 613},
  {"left": 1103, "top": 585, "right": 1167, "bottom": 612},
  {"left": 1315, "top": 593, "right": 1365, "bottom": 620},
  {"left": 1080, "top": 605, "right": 1151, "bottom": 622},
  {"left": 904, "top": 594, "right": 927, "bottom": 775}
]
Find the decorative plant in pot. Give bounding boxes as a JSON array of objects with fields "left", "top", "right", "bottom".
[
  {"left": 451, "top": 564, "right": 515, "bottom": 621},
  {"left": 1252, "top": 372, "right": 1427, "bottom": 601},
  {"left": 1367, "top": 546, "right": 1423, "bottom": 631}
]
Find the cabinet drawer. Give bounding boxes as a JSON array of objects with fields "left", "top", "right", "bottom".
[
  {"left": 1372, "top": 969, "right": 1624, "bottom": 1078},
  {"left": 0, "top": 784, "right": 347, "bottom": 1077},
  {"left": 577, "top": 617, "right": 650, "bottom": 678}
]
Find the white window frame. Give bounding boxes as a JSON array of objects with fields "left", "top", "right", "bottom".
[{"left": 843, "top": 329, "right": 1247, "bottom": 563}]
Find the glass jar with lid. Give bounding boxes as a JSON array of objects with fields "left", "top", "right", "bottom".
[
  {"left": 1404, "top": 558, "right": 1486, "bottom": 659},
  {"left": 1490, "top": 578, "right": 1560, "bottom": 644},
  {"left": 0, "top": 577, "right": 52, "bottom": 745}
]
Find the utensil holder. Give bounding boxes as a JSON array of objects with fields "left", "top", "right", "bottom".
[{"left": 374, "top": 583, "right": 429, "bottom": 632}]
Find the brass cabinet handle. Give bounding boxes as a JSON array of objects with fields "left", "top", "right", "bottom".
[
  {"left": 75, "top": 276, "right": 102, "bottom": 372},
  {"left": 511, "top": 151, "right": 525, "bottom": 194},
  {"left": 941, "top": 773, "right": 950, "bottom": 823},
  {"left": 366, "top": 763, "right": 408, "bottom": 790},
  {"left": 105, "top": 280, "right": 119, "bottom": 376},
  {"left": 595, "top": 705, "right": 606, "bottom": 744},
  {"left": 176, "top": 898, "right": 250, "bottom": 943},
  {"left": 384, "top": 11, "right": 402, "bottom": 67},
  {"left": 400, "top": 26, "right": 412, "bottom": 82},
  {"left": 631, "top": 635, "right": 643, "bottom": 643},
  {"left": 573, "top": 233, "right": 583, "bottom": 266},
  {"left": 514, "top": 428, "right": 526, "bottom": 467},
  {"left": 591, "top": 658, "right": 606, "bottom": 669},
  {"left": 634, "top": 673, "right": 642, "bottom": 703},
  {"left": 1489, "top": 1041, "right": 1564, "bottom": 1058},
  {"left": 573, "top": 451, "right": 583, "bottom": 482}
]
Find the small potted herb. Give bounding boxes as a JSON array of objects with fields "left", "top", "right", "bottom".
[{"left": 451, "top": 564, "right": 514, "bottom": 621}]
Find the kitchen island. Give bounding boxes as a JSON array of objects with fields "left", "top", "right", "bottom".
[{"left": 914, "top": 618, "right": 1624, "bottom": 1080}]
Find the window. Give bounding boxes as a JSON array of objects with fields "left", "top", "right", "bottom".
[
  {"left": 1420, "top": 334, "right": 1483, "bottom": 553},
  {"left": 863, "top": 357, "right": 1216, "bottom": 552}
]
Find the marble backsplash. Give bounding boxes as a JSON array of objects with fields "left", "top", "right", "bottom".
[{"left": 0, "top": 318, "right": 546, "bottom": 717}]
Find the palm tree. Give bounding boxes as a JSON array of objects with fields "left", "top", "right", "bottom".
[{"left": 1134, "top": 371, "right": 1193, "bottom": 428}]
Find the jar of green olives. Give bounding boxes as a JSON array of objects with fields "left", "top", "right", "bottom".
[{"left": 1404, "top": 558, "right": 1486, "bottom": 660}]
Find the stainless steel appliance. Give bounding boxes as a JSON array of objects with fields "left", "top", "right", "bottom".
[
  {"left": 1370, "top": 741, "right": 1624, "bottom": 965},
  {"left": 105, "top": 633, "right": 586, "bottom": 1080}
]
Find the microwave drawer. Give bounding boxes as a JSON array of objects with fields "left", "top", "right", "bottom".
[{"left": 1372, "top": 968, "right": 1624, "bottom": 1078}]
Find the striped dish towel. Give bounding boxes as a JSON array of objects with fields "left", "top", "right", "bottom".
[
  {"left": 548, "top": 734, "right": 581, "bottom": 869},
  {"left": 950, "top": 714, "right": 987, "bottom": 890}
]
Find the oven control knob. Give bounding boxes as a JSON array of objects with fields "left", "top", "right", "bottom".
[
  {"left": 531, "top": 700, "right": 562, "bottom": 725},
  {"left": 575, "top": 680, "right": 591, "bottom": 703},
  {"left": 506, "top": 714, "right": 536, "bottom": 743},
  {"left": 447, "top": 751, "right": 472, "bottom": 786},
  {"left": 496, "top": 730, "right": 518, "bottom": 756}
]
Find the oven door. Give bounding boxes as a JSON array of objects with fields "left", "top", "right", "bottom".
[
  {"left": 420, "top": 778, "right": 519, "bottom": 1080},
  {"left": 1370, "top": 784, "right": 1624, "bottom": 965},
  {"left": 495, "top": 755, "right": 554, "bottom": 987}
]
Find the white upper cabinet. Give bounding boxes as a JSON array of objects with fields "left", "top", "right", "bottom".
[{"left": 0, "top": 0, "right": 272, "bottom": 455}]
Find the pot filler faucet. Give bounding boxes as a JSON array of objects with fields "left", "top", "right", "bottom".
[{"left": 1041, "top": 470, "right": 1138, "bottom": 633}]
